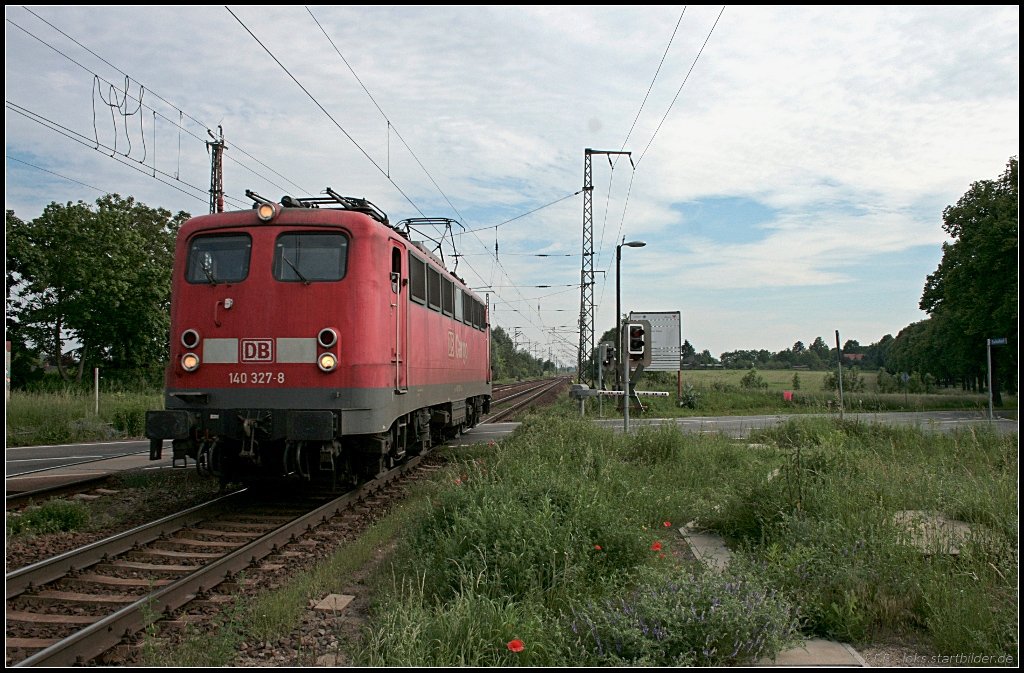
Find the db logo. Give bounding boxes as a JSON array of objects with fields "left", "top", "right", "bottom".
[
  {"left": 241, "top": 339, "right": 274, "bottom": 362},
  {"left": 447, "top": 331, "right": 468, "bottom": 362}
]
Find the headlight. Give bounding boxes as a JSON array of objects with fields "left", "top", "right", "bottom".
[
  {"left": 318, "top": 352, "right": 338, "bottom": 372},
  {"left": 181, "top": 329, "right": 200, "bottom": 349},
  {"left": 181, "top": 352, "right": 201, "bottom": 372},
  {"left": 318, "top": 327, "right": 338, "bottom": 348},
  {"left": 257, "top": 202, "right": 278, "bottom": 222}
]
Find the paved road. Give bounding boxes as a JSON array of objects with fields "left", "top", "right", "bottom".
[{"left": 4, "top": 439, "right": 170, "bottom": 477}]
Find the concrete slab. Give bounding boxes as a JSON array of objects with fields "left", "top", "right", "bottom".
[
  {"left": 313, "top": 593, "right": 354, "bottom": 613},
  {"left": 757, "top": 638, "right": 867, "bottom": 667},
  {"left": 678, "top": 527, "right": 732, "bottom": 571},
  {"left": 316, "top": 652, "right": 344, "bottom": 666},
  {"left": 891, "top": 510, "right": 975, "bottom": 555}
]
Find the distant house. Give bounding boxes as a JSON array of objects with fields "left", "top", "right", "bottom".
[{"left": 843, "top": 353, "right": 865, "bottom": 362}]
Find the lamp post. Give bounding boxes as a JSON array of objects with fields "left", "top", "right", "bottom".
[{"left": 617, "top": 239, "right": 646, "bottom": 433}]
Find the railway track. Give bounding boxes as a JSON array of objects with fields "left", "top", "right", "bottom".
[
  {"left": 486, "top": 376, "right": 570, "bottom": 422},
  {"left": 5, "top": 455, "right": 435, "bottom": 667}
]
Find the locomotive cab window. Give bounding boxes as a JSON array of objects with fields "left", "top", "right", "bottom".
[
  {"left": 186, "top": 234, "right": 252, "bottom": 284},
  {"left": 273, "top": 232, "right": 348, "bottom": 282}
]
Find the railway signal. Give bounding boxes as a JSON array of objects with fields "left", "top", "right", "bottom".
[
  {"left": 627, "top": 323, "right": 646, "bottom": 362},
  {"left": 602, "top": 344, "right": 617, "bottom": 369},
  {"left": 621, "top": 319, "right": 652, "bottom": 371}
]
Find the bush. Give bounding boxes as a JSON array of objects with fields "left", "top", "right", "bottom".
[
  {"left": 7, "top": 499, "right": 91, "bottom": 536},
  {"left": 823, "top": 367, "right": 866, "bottom": 392},
  {"left": 678, "top": 384, "right": 701, "bottom": 409},
  {"left": 740, "top": 369, "right": 768, "bottom": 390},
  {"left": 569, "top": 564, "right": 798, "bottom": 666},
  {"left": 110, "top": 399, "right": 149, "bottom": 436}
]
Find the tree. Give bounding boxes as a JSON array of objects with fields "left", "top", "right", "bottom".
[
  {"left": 919, "top": 156, "right": 1018, "bottom": 398},
  {"left": 489, "top": 325, "right": 547, "bottom": 381},
  {"left": 5, "top": 210, "right": 46, "bottom": 387},
  {"left": 6, "top": 195, "right": 188, "bottom": 383},
  {"left": 809, "top": 336, "right": 829, "bottom": 358},
  {"left": 863, "top": 334, "right": 895, "bottom": 371}
]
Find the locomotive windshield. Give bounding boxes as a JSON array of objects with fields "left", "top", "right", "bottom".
[
  {"left": 273, "top": 232, "right": 349, "bottom": 283},
  {"left": 185, "top": 234, "right": 252, "bottom": 284}
]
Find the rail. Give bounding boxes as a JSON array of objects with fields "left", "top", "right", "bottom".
[{"left": 7, "top": 456, "right": 426, "bottom": 667}]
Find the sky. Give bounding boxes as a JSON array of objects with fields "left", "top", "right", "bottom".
[{"left": 5, "top": 5, "right": 1019, "bottom": 368}]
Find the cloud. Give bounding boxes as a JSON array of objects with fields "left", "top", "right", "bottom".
[{"left": 5, "top": 5, "right": 1018, "bottom": 357}]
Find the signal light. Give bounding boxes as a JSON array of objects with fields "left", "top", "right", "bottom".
[
  {"left": 603, "top": 345, "right": 616, "bottom": 367},
  {"left": 627, "top": 323, "right": 646, "bottom": 360}
]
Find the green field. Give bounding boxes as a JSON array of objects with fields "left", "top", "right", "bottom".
[
  {"left": 680, "top": 368, "right": 831, "bottom": 390},
  {"left": 597, "top": 368, "right": 1016, "bottom": 419}
]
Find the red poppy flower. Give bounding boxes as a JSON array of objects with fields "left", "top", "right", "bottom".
[
  {"left": 651, "top": 541, "right": 662, "bottom": 551},
  {"left": 507, "top": 639, "right": 525, "bottom": 653},
  {"left": 594, "top": 544, "right": 602, "bottom": 551},
  {"left": 663, "top": 521, "right": 672, "bottom": 527}
]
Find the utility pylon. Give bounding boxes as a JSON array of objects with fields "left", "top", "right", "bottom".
[
  {"left": 577, "top": 148, "right": 632, "bottom": 384},
  {"left": 207, "top": 126, "right": 227, "bottom": 214}
]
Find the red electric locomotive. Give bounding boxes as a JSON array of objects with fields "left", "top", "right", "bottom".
[{"left": 145, "top": 189, "right": 491, "bottom": 485}]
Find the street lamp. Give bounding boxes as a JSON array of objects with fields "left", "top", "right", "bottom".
[{"left": 616, "top": 239, "right": 646, "bottom": 433}]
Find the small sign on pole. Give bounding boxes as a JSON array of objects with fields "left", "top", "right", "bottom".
[{"left": 986, "top": 337, "right": 1007, "bottom": 420}]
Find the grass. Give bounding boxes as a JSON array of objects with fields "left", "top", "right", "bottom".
[
  {"left": 6, "top": 499, "right": 91, "bottom": 536},
  {"left": 134, "top": 402, "right": 1017, "bottom": 666},
  {"left": 6, "top": 470, "right": 222, "bottom": 540},
  {"left": 12, "top": 386, "right": 1017, "bottom": 666},
  {"left": 5, "top": 389, "right": 163, "bottom": 446},
  {"left": 597, "top": 369, "right": 1016, "bottom": 418},
  {"left": 354, "top": 405, "right": 1017, "bottom": 666}
]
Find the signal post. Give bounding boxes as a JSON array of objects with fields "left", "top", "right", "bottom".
[{"left": 622, "top": 319, "right": 651, "bottom": 432}]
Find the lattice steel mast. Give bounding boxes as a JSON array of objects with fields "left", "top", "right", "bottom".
[{"left": 577, "top": 148, "right": 631, "bottom": 383}]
